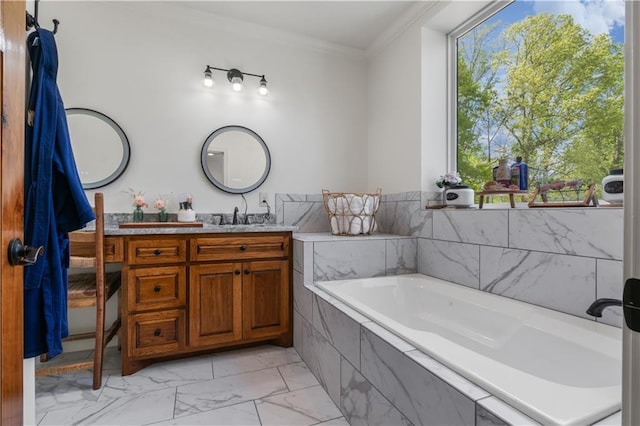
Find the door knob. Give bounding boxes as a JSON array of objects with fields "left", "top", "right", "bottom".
[{"left": 8, "top": 238, "right": 44, "bottom": 266}]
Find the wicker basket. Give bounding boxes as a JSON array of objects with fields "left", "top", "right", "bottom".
[{"left": 322, "top": 189, "right": 382, "bottom": 236}]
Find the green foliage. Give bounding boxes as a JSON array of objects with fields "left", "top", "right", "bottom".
[{"left": 457, "top": 10, "right": 624, "bottom": 194}]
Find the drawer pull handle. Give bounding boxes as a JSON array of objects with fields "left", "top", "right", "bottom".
[
  {"left": 153, "top": 285, "right": 161, "bottom": 293},
  {"left": 154, "top": 249, "right": 161, "bottom": 256},
  {"left": 281, "top": 242, "right": 284, "bottom": 250},
  {"left": 244, "top": 269, "right": 250, "bottom": 275},
  {"left": 235, "top": 269, "right": 241, "bottom": 275},
  {"left": 154, "top": 329, "right": 161, "bottom": 337},
  {"left": 240, "top": 245, "right": 247, "bottom": 251}
]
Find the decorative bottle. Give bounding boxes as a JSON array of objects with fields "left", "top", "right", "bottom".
[
  {"left": 511, "top": 156, "right": 528, "bottom": 190},
  {"left": 496, "top": 159, "right": 511, "bottom": 187}
]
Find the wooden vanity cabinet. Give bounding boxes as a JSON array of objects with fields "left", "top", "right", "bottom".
[{"left": 120, "top": 232, "right": 291, "bottom": 375}]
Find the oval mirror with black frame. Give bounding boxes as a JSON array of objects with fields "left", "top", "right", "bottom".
[
  {"left": 200, "top": 125, "right": 271, "bottom": 194},
  {"left": 66, "top": 108, "right": 131, "bottom": 189}
]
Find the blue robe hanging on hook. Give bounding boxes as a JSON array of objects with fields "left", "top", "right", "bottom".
[{"left": 24, "top": 28, "right": 95, "bottom": 359}]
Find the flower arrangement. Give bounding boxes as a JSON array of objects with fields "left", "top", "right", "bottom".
[
  {"left": 128, "top": 189, "right": 148, "bottom": 208},
  {"left": 436, "top": 171, "right": 462, "bottom": 188},
  {"left": 154, "top": 194, "right": 171, "bottom": 222},
  {"left": 153, "top": 196, "right": 167, "bottom": 213}
]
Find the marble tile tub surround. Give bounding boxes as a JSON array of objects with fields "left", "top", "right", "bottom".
[
  {"left": 418, "top": 206, "right": 624, "bottom": 327},
  {"left": 293, "top": 233, "right": 417, "bottom": 285},
  {"left": 292, "top": 275, "right": 550, "bottom": 426},
  {"left": 285, "top": 190, "right": 624, "bottom": 326},
  {"left": 293, "top": 247, "right": 622, "bottom": 425}
]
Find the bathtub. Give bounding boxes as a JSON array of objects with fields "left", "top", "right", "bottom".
[{"left": 315, "top": 273, "right": 621, "bottom": 426}]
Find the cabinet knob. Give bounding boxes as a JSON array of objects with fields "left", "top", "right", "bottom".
[
  {"left": 154, "top": 249, "right": 161, "bottom": 256},
  {"left": 153, "top": 329, "right": 161, "bottom": 337},
  {"left": 239, "top": 245, "right": 247, "bottom": 251},
  {"left": 153, "top": 285, "right": 161, "bottom": 293},
  {"left": 244, "top": 269, "right": 250, "bottom": 275},
  {"left": 235, "top": 269, "right": 241, "bottom": 275}
]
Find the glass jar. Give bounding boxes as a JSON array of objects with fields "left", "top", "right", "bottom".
[
  {"left": 496, "top": 159, "right": 511, "bottom": 187},
  {"left": 158, "top": 209, "right": 168, "bottom": 222}
]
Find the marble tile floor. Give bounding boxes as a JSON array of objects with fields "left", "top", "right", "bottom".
[{"left": 35, "top": 345, "right": 347, "bottom": 426}]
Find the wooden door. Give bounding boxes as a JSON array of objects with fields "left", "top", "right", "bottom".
[
  {"left": 242, "top": 260, "right": 289, "bottom": 340},
  {"left": 0, "top": 1, "right": 26, "bottom": 424},
  {"left": 189, "top": 263, "right": 242, "bottom": 347}
]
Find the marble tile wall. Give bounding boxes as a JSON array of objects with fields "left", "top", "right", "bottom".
[
  {"left": 293, "top": 234, "right": 417, "bottom": 285},
  {"left": 417, "top": 207, "right": 624, "bottom": 327},
  {"left": 276, "top": 192, "right": 423, "bottom": 235},
  {"left": 282, "top": 191, "right": 624, "bottom": 326},
  {"left": 291, "top": 251, "right": 540, "bottom": 426}
]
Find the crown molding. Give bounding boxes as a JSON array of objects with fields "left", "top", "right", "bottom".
[{"left": 366, "top": 1, "right": 445, "bottom": 58}]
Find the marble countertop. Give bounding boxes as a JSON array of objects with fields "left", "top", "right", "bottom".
[{"left": 104, "top": 224, "right": 297, "bottom": 236}]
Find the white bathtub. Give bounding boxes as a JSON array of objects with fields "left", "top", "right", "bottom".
[{"left": 316, "top": 273, "right": 621, "bottom": 426}]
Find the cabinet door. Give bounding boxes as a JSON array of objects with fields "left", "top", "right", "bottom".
[
  {"left": 242, "top": 260, "right": 290, "bottom": 340},
  {"left": 189, "top": 263, "right": 243, "bottom": 347}
]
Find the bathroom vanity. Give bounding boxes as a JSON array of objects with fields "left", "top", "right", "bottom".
[{"left": 102, "top": 226, "right": 293, "bottom": 375}]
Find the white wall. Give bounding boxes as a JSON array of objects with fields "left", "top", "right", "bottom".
[
  {"left": 366, "top": 23, "right": 423, "bottom": 193},
  {"left": 40, "top": 1, "right": 368, "bottom": 214},
  {"left": 366, "top": 1, "right": 493, "bottom": 194}
]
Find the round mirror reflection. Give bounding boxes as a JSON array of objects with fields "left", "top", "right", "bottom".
[
  {"left": 201, "top": 126, "right": 271, "bottom": 194},
  {"left": 66, "top": 108, "right": 130, "bottom": 189}
]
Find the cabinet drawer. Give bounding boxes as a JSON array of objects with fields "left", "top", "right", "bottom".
[
  {"left": 127, "top": 266, "right": 186, "bottom": 312},
  {"left": 127, "top": 238, "right": 187, "bottom": 265},
  {"left": 128, "top": 310, "right": 185, "bottom": 358},
  {"left": 191, "top": 235, "right": 289, "bottom": 262}
]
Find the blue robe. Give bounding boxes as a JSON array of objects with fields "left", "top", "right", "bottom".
[{"left": 24, "top": 29, "right": 95, "bottom": 359}]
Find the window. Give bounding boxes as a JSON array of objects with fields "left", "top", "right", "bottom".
[{"left": 453, "top": 0, "right": 624, "bottom": 194}]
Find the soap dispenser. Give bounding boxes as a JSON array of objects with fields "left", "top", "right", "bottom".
[{"left": 177, "top": 195, "right": 196, "bottom": 222}]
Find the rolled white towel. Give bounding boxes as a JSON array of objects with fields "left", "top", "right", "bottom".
[
  {"left": 330, "top": 215, "right": 341, "bottom": 235},
  {"left": 363, "top": 195, "right": 375, "bottom": 214},
  {"left": 347, "top": 215, "right": 363, "bottom": 235},
  {"left": 361, "top": 216, "right": 372, "bottom": 233},
  {"left": 326, "top": 197, "right": 337, "bottom": 214},
  {"left": 348, "top": 195, "right": 364, "bottom": 215},
  {"left": 336, "top": 196, "right": 349, "bottom": 214}
]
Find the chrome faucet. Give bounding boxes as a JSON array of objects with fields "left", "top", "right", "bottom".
[
  {"left": 232, "top": 206, "right": 239, "bottom": 225},
  {"left": 586, "top": 298, "right": 622, "bottom": 317}
]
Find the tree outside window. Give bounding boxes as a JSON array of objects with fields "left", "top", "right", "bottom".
[{"left": 456, "top": 1, "right": 624, "bottom": 196}]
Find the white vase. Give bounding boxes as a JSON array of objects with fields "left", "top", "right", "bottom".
[{"left": 177, "top": 209, "right": 196, "bottom": 222}]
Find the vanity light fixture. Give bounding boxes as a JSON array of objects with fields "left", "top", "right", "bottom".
[{"left": 202, "top": 65, "right": 268, "bottom": 95}]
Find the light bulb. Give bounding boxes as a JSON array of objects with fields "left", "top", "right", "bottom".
[
  {"left": 203, "top": 66, "right": 214, "bottom": 88},
  {"left": 231, "top": 77, "right": 244, "bottom": 91},
  {"left": 227, "top": 69, "right": 244, "bottom": 92},
  {"left": 259, "top": 76, "right": 268, "bottom": 95}
]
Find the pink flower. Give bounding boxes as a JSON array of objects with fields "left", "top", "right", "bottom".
[
  {"left": 127, "top": 189, "right": 148, "bottom": 208},
  {"left": 134, "top": 195, "right": 148, "bottom": 208},
  {"left": 154, "top": 198, "right": 166, "bottom": 210}
]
